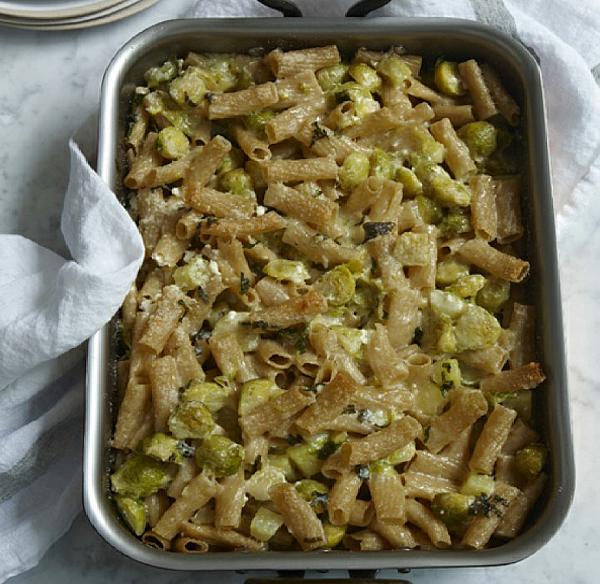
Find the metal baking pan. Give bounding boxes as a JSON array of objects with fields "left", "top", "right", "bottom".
[{"left": 84, "top": 1, "right": 575, "bottom": 573}]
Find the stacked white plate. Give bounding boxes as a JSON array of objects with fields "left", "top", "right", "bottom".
[{"left": 0, "top": 0, "right": 159, "bottom": 30}]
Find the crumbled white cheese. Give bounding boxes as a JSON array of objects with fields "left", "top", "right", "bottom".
[
  {"left": 171, "top": 187, "right": 182, "bottom": 198},
  {"left": 208, "top": 260, "right": 221, "bottom": 276},
  {"left": 256, "top": 205, "right": 267, "bottom": 216}
]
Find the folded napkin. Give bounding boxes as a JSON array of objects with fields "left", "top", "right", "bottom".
[{"left": 1, "top": 0, "right": 599, "bottom": 581}]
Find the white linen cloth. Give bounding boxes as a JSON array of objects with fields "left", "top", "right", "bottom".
[{"left": 1, "top": 0, "right": 599, "bottom": 581}]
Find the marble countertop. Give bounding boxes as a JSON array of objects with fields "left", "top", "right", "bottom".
[{"left": 1, "top": 2, "right": 598, "bottom": 583}]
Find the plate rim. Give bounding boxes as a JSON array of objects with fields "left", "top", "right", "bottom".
[
  {"left": 0, "top": 0, "right": 157, "bottom": 28},
  {"left": 0, "top": 0, "right": 125, "bottom": 19}
]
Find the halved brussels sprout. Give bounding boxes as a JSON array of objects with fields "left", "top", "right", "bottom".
[
  {"left": 195, "top": 435, "right": 244, "bottom": 477},
  {"left": 144, "top": 60, "right": 178, "bottom": 88},
  {"left": 316, "top": 63, "right": 349, "bottom": 91},
  {"left": 314, "top": 265, "right": 356, "bottom": 306},
  {"left": 446, "top": 274, "right": 486, "bottom": 299},
  {"left": 514, "top": 444, "right": 547, "bottom": 481},
  {"left": 461, "top": 472, "right": 495, "bottom": 497},
  {"left": 114, "top": 494, "right": 147, "bottom": 536},
  {"left": 339, "top": 151, "right": 371, "bottom": 192},
  {"left": 182, "top": 380, "right": 232, "bottom": 414},
  {"left": 250, "top": 506, "right": 285, "bottom": 542},
  {"left": 156, "top": 126, "right": 190, "bottom": 160},
  {"left": 169, "top": 66, "right": 207, "bottom": 105},
  {"left": 370, "top": 148, "right": 395, "bottom": 180},
  {"left": 434, "top": 60, "right": 466, "bottom": 97},
  {"left": 219, "top": 168, "right": 254, "bottom": 197},
  {"left": 435, "top": 258, "right": 470, "bottom": 287},
  {"left": 395, "top": 166, "right": 423, "bottom": 197},
  {"left": 454, "top": 304, "right": 502, "bottom": 351},
  {"left": 244, "top": 110, "right": 277, "bottom": 136},
  {"left": 457, "top": 121, "right": 498, "bottom": 161},
  {"left": 110, "top": 454, "right": 172, "bottom": 498},
  {"left": 348, "top": 63, "right": 382, "bottom": 92},
  {"left": 141, "top": 432, "right": 184, "bottom": 464},
  {"left": 168, "top": 401, "right": 216, "bottom": 440},
  {"left": 476, "top": 277, "right": 510, "bottom": 314},
  {"left": 432, "top": 358, "right": 462, "bottom": 395},
  {"left": 431, "top": 492, "right": 474, "bottom": 526},
  {"left": 295, "top": 479, "right": 329, "bottom": 514},
  {"left": 263, "top": 259, "right": 310, "bottom": 285},
  {"left": 323, "top": 522, "right": 346, "bottom": 548},
  {"left": 376, "top": 56, "right": 412, "bottom": 87},
  {"left": 239, "top": 378, "right": 283, "bottom": 416}
]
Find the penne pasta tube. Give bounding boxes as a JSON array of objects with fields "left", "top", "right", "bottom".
[
  {"left": 153, "top": 473, "right": 219, "bottom": 541},
  {"left": 340, "top": 416, "right": 422, "bottom": 466},
  {"left": 207, "top": 82, "right": 279, "bottom": 119},
  {"left": 457, "top": 238, "right": 530, "bottom": 283},
  {"left": 270, "top": 483, "right": 326, "bottom": 550},
  {"left": 458, "top": 59, "right": 498, "bottom": 120},
  {"left": 480, "top": 362, "right": 546, "bottom": 395}
]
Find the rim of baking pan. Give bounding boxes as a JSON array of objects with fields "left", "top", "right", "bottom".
[{"left": 84, "top": 17, "right": 575, "bottom": 571}]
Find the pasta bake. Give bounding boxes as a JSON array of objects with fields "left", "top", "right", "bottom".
[{"left": 110, "top": 44, "right": 547, "bottom": 553}]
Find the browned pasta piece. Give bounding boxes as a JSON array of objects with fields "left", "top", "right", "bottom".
[
  {"left": 261, "top": 157, "right": 338, "bottom": 183},
  {"left": 432, "top": 104, "right": 475, "bottom": 127},
  {"left": 207, "top": 82, "right": 279, "bottom": 119},
  {"left": 267, "top": 45, "right": 341, "bottom": 78},
  {"left": 430, "top": 117, "right": 476, "bottom": 180},
  {"left": 215, "top": 469, "right": 246, "bottom": 529},
  {"left": 142, "top": 530, "right": 171, "bottom": 551},
  {"left": 138, "top": 285, "right": 186, "bottom": 354},
  {"left": 148, "top": 356, "right": 180, "bottom": 433},
  {"left": 270, "top": 483, "right": 326, "bottom": 550},
  {"left": 426, "top": 389, "right": 488, "bottom": 454},
  {"left": 274, "top": 70, "right": 323, "bottom": 109},
  {"left": 372, "top": 519, "right": 417, "bottom": 549},
  {"left": 173, "top": 536, "right": 209, "bottom": 553},
  {"left": 457, "top": 238, "right": 530, "bottom": 283},
  {"left": 480, "top": 64, "right": 520, "bottom": 125},
  {"left": 241, "top": 386, "right": 315, "bottom": 438},
  {"left": 348, "top": 500, "right": 375, "bottom": 527},
  {"left": 264, "top": 183, "right": 336, "bottom": 231},
  {"left": 470, "top": 174, "right": 497, "bottom": 241},
  {"left": 458, "top": 344, "right": 509, "bottom": 375},
  {"left": 344, "top": 529, "right": 388, "bottom": 551},
  {"left": 184, "top": 135, "right": 232, "bottom": 191},
  {"left": 405, "top": 498, "right": 451, "bottom": 548},
  {"left": 508, "top": 303, "right": 536, "bottom": 368},
  {"left": 186, "top": 186, "right": 255, "bottom": 219},
  {"left": 328, "top": 471, "right": 362, "bottom": 526},
  {"left": 283, "top": 219, "right": 360, "bottom": 268},
  {"left": 479, "top": 362, "right": 546, "bottom": 394},
  {"left": 469, "top": 405, "right": 517, "bottom": 474},
  {"left": 369, "top": 468, "right": 406, "bottom": 524},
  {"left": 402, "top": 471, "right": 458, "bottom": 501},
  {"left": 265, "top": 97, "right": 327, "bottom": 144},
  {"left": 366, "top": 324, "right": 409, "bottom": 388},
  {"left": 181, "top": 522, "right": 266, "bottom": 551},
  {"left": 200, "top": 211, "right": 286, "bottom": 240},
  {"left": 112, "top": 383, "right": 152, "bottom": 450},
  {"left": 124, "top": 133, "right": 162, "bottom": 189},
  {"left": 340, "top": 416, "right": 422, "bottom": 466},
  {"left": 168, "top": 457, "right": 198, "bottom": 499},
  {"left": 495, "top": 473, "right": 546, "bottom": 539},
  {"left": 232, "top": 122, "right": 271, "bottom": 162},
  {"left": 343, "top": 105, "right": 416, "bottom": 139},
  {"left": 153, "top": 474, "right": 219, "bottom": 541},
  {"left": 458, "top": 59, "right": 498, "bottom": 120},
  {"left": 502, "top": 419, "right": 540, "bottom": 455},
  {"left": 494, "top": 176, "right": 523, "bottom": 244},
  {"left": 249, "top": 290, "right": 327, "bottom": 329},
  {"left": 295, "top": 373, "right": 361, "bottom": 434},
  {"left": 461, "top": 482, "right": 521, "bottom": 549}
]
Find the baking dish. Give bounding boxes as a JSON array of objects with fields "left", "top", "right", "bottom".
[{"left": 84, "top": 2, "right": 574, "bottom": 573}]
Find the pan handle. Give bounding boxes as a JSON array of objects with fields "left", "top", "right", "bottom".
[
  {"left": 255, "top": 0, "right": 302, "bottom": 17},
  {"left": 346, "top": 0, "right": 391, "bottom": 17},
  {"left": 256, "top": 0, "right": 391, "bottom": 17}
]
